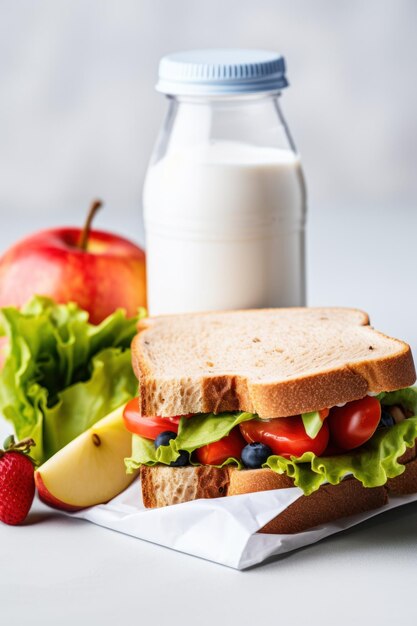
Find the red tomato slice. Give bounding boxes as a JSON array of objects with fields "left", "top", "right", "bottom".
[
  {"left": 319, "top": 408, "right": 330, "bottom": 420},
  {"left": 194, "top": 427, "right": 246, "bottom": 465},
  {"left": 240, "top": 415, "right": 329, "bottom": 458},
  {"left": 123, "top": 398, "right": 192, "bottom": 439},
  {"left": 327, "top": 396, "right": 381, "bottom": 451}
]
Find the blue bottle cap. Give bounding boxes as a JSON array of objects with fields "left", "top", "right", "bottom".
[{"left": 156, "top": 49, "right": 288, "bottom": 96}]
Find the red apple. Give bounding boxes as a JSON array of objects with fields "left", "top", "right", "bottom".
[
  {"left": 35, "top": 473, "right": 82, "bottom": 512},
  {"left": 34, "top": 406, "right": 138, "bottom": 511},
  {"left": 0, "top": 200, "right": 146, "bottom": 324}
]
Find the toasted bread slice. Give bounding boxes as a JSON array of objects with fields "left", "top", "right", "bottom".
[
  {"left": 132, "top": 308, "right": 415, "bottom": 418},
  {"left": 140, "top": 457, "right": 417, "bottom": 534}
]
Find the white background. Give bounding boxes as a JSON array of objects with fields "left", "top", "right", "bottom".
[
  {"left": 0, "top": 1, "right": 416, "bottom": 624},
  {"left": 0, "top": 0, "right": 416, "bottom": 221}
]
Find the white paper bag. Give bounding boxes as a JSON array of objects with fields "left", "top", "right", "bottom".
[{"left": 64, "top": 478, "right": 417, "bottom": 570}]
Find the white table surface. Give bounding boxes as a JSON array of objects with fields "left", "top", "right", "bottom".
[{"left": 1, "top": 207, "right": 416, "bottom": 626}]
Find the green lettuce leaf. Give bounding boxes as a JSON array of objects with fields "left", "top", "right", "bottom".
[
  {"left": 265, "top": 416, "right": 417, "bottom": 495},
  {"left": 126, "top": 388, "right": 417, "bottom": 496},
  {"left": 125, "top": 411, "right": 254, "bottom": 472},
  {"left": 378, "top": 387, "right": 417, "bottom": 415},
  {"left": 125, "top": 433, "right": 243, "bottom": 471},
  {"left": 0, "top": 296, "right": 144, "bottom": 462}
]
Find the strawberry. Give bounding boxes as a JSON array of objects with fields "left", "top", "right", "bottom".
[{"left": 0, "top": 435, "right": 36, "bottom": 525}]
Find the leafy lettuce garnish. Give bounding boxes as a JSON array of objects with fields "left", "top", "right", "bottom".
[
  {"left": 125, "top": 388, "right": 417, "bottom": 496},
  {"left": 125, "top": 411, "right": 254, "bottom": 472},
  {"left": 0, "top": 296, "right": 144, "bottom": 462},
  {"left": 377, "top": 387, "right": 417, "bottom": 415},
  {"left": 265, "top": 416, "right": 417, "bottom": 495}
]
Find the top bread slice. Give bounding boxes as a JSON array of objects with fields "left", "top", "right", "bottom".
[{"left": 132, "top": 308, "right": 416, "bottom": 418}]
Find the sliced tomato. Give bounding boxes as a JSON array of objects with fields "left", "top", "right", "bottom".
[
  {"left": 327, "top": 396, "right": 381, "bottom": 451},
  {"left": 123, "top": 397, "right": 192, "bottom": 439},
  {"left": 319, "top": 408, "right": 330, "bottom": 420},
  {"left": 194, "top": 427, "right": 246, "bottom": 465},
  {"left": 239, "top": 415, "right": 329, "bottom": 458}
]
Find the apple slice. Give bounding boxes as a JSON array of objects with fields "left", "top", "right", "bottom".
[{"left": 35, "top": 405, "right": 138, "bottom": 510}]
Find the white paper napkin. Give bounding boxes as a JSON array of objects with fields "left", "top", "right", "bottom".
[{"left": 64, "top": 479, "right": 417, "bottom": 570}]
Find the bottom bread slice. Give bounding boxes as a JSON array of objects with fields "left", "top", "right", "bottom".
[
  {"left": 227, "top": 468, "right": 388, "bottom": 534},
  {"left": 141, "top": 465, "right": 231, "bottom": 508},
  {"left": 386, "top": 455, "right": 417, "bottom": 495},
  {"left": 140, "top": 454, "right": 417, "bottom": 534},
  {"left": 140, "top": 465, "right": 388, "bottom": 534},
  {"left": 259, "top": 477, "right": 387, "bottom": 534}
]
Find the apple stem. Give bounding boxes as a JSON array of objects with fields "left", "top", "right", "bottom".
[{"left": 78, "top": 199, "right": 103, "bottom": 251}]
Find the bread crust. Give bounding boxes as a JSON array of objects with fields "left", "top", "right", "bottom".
[
  {"left": 259, "top": 480, "right": 388, "bottom": 534},
  {"left": 139, "top": 457, "right": 417, "bottom": 534},
  {"left": 387, "top": 445, "right": 417, "bottom": 495},
  {"left": 141, "top": 465, "right": 230, "bottom": 508},
  {"left": 132, "top": 308, "right": 416, "bottom": 418}
]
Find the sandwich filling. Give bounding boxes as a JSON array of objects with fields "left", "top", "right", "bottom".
[{"left": 125, "top": 387, "right": 417, "bottom": 496}]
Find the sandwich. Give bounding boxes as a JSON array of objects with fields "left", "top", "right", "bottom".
[{"left": 124, "top": 308, "right": 417, "bottom": 534}]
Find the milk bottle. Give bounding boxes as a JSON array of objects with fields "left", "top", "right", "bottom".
[{"left": 144, "top": 49, "right": 306, "bottom": 315}]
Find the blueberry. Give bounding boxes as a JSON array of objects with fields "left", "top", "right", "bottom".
[
  {"left": 154, "top": 430, "right": 189, "bottom": 466},
  {"left": 154, "top": 431, "right": 177, "bottom": 448},
  {"left": 379, "top": 409, "right": 395, "bottom": 428},
  {"left": 242, "top": 442, "right": 272, "bottom": 469},
  {"left": 170, "top": 450, "right": 190, "bottom": 467}
]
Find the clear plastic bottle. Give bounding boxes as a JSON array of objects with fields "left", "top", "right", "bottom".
[{"left": 143, "top": 49, "right": 306, "bottom": 315}]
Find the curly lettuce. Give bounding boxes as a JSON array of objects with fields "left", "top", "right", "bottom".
[
  {"left": 265, "top": 416, "right": 417, "bottom": 495},
  {"left": 0, "top": 296, "right": 144, "bottom": 462},
  {"left": 125, "top": 388, "right": 417, "bottom": 496},
  {"left": 377, "top": 387, "right": 417, "bottom": 415},
  {"left": 125, "top": 411, "right": 254, "bottom": 472}
]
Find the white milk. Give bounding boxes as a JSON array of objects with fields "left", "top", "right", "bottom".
[{"left": 143, "top": 141, "right": 306, "bottom": 315}]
